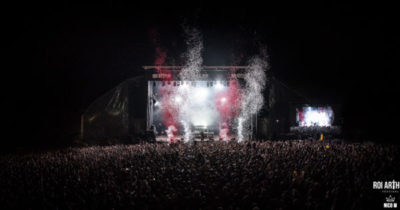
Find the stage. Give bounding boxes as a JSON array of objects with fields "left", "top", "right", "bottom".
[{"left": 155, "top": 135, "right": 236, "bottom": 143}]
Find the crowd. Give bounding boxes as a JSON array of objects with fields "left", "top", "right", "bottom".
[
  {"left": 1, "top": 140, "right": 399, "bottom": 209},
  {"left": 289, "top": 126, "right": 342, "bottom": 140}
]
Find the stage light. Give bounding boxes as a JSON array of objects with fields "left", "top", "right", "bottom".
[
  {"left": 221, "top": 97, "right": 226, "bottom": 103},
  {"left": 175, "top": 96, "right": 182, "bottom": 103},
  {"left": 181, "top": 82, "right": 189, "bottom": 89},
  {"left": 215, "top": 81, "right": 224, "bottom": 89},
  {"left": 155, "top": 101, "right": 160, "bottom": 106},
  {"left": 167, "top": 81, "right": 171, "bottom": 85}
]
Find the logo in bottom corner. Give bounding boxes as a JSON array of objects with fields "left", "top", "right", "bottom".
[{"left": 384, "top": 195, "right": 397, "bottom": 208}]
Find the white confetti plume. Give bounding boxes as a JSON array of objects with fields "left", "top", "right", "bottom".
[
  {"left": 177, "top": 27, "right": 204, "bottom": 142},
  {"left": 237, "top": 55, "right": 268, "bottom": 142}
]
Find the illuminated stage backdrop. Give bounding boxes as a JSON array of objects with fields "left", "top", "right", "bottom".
[{"left": 145, "top": 66, "right": 248, "bottom": 142}]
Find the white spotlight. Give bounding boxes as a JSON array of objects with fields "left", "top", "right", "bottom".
[
  {"left": 221, "top": 97, "right": 226, "bottom": 103},
  {"left": 181, "top": 81, "right": 189, "bottom": 88},
  {"left": 215, "top": 81, "right": 224, "bottom": 90},
  {"left": 175, "top": 96, "right": 182, "bottom": 103}
]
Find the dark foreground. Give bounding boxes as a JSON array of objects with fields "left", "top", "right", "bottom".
[{"left": 1, "top": 140, "right": 399, "bottom": 209}]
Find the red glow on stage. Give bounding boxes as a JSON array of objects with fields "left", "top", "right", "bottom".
[
  {"left": 159, "top": 86, "right": 179, "bottom": 142},
  {"left": 214, "top": 77, "right": 242, "bottom": 140}
]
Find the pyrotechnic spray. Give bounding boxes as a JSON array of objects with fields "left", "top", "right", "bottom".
[
  {"left": 166, "top": 125, "right": 177, "bottom": 142},
  {"left": 179, "top": 27, "right": 203, "bottom": 81},
  {"left": 177, "top": 27, "right": 204, "bottom": 143},
  {"left": 237, "top": 55, "right": 268, "bottom": 142}
]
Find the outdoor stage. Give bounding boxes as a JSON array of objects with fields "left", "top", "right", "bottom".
[
  {"left": 145, "top": 66, "right": 256, "bottom": 143},
  {"left": 155, "top": 135, "right": 236, "bottom": 143}
]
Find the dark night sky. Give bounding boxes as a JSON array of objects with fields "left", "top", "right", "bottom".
[{"left": 4, "top": 6, "right": 399, "bottom": 148}]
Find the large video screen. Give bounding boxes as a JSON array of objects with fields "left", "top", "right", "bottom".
[{"left": 296, "top": 106, "right": 334, "bottom": 127}]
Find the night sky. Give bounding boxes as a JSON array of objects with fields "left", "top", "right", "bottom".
[{"left": 4, "top": 6, "right": 399, "bottom": 149}]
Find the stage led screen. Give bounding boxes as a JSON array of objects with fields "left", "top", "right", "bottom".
[{"left": 296, "top": 106, "right": 334, "bottom": 127}]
